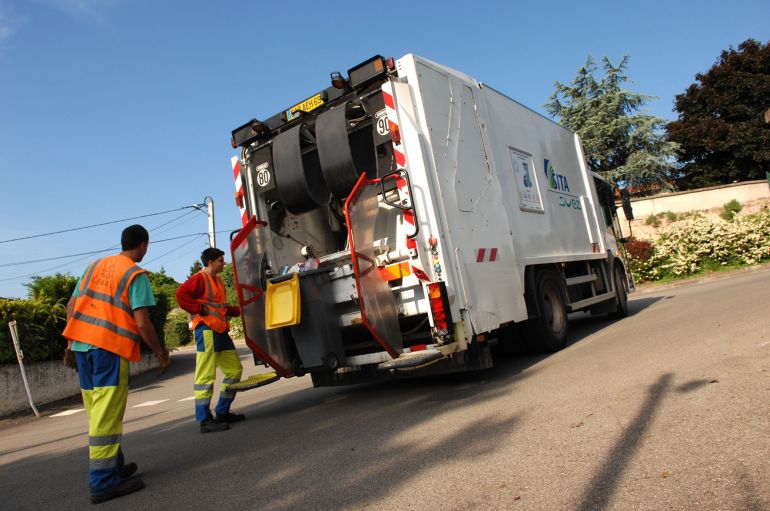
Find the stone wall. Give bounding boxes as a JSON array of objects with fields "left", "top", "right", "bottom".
[
  {"left": 1, "top": 353, "right": 159, "bottom": 416},
  {"left": 620, "top": 180, "right": 770, "bottom": 221}
]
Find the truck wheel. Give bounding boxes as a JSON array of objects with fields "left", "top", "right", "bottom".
[
  {"left": 525, "top": 270, "right": 568, "bottom": 353},
  {"left": 610, "top": 264, "right": 629, "bottom": 319}
]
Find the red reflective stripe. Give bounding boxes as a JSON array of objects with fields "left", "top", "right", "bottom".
[
  {"left": 394, "top": 150, "right": 406, "bottom": 167},
  {"left": 232, "top": 158, "right": 240, "bottom": 180},
  {"left": 383, "top": 91, "right": 395, "bottom": 109},
  {"left": 412, "top": 266, "right": 430, "bottom": 281},
  {"left": 476, "top": 249, "right": 486, "bottom": 263},
  {"left": 489, "top": 248, "right": 497, "bottom": 262}
]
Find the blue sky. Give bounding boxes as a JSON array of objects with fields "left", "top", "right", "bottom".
[{"left": 0, "top": 0, "right": 767, "bottom": 298}]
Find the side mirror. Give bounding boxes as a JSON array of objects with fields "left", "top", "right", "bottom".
[{"left": 620, "top": 189, "right": 634, "bottom": 220}]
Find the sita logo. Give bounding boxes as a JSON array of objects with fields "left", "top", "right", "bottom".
[{"left": 544, "top": 159, "right": 570, "bottom": 193}]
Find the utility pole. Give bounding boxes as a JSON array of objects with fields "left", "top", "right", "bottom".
[
  {"left": 205, "top": 196, "right": 216, "bottom": 248},
  {"left": 193, "top": 197, "right": 216, "bottom": 248}
]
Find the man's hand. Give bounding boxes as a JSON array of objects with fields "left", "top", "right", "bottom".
[
  {"left": 63, "top": 348, "right": 77, "bottom": 369},
  {"left": 155, "top": 348, "right": 171, "bottom": 376},
  {"left": 198, "top": 304, "right": 209, "bottom": 316}
]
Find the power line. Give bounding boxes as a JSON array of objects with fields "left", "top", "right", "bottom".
[
  {"left": 0, "top": 206, "right": 195, "bottom": 244},
  {"left": 150, "top": 210, "right": 201, "bottom": 237},
  {"left": 143, "top": 234, "right": 208, "bottom": 266},
  {"left": 0, "top": 233, "right": 210, "bottom": 268},
  {"left": 0, "top": 226, "right": 244, "bottom": 284}
]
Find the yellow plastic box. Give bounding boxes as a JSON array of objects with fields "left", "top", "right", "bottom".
[{"left": 265, "top": 273, "right": 301, "bottom": 329}]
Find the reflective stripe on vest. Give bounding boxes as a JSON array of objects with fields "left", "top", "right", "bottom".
[
  {"left": 191, "top": 271, "right": 229, "bottom": 333},
  {"left": 62, "top": 255, "right": 145, "bottom": 361}
]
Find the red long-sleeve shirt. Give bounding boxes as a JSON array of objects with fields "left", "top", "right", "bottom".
[{"left": 175, "top": 272, "right": 240, "bottom": 317}]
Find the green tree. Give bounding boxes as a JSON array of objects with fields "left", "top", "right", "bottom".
[
  {"left": 24, "top": 273, "right": 78, "bottom": 305},
  {"left": 220, "top": 263, "right": 239, "bottom": 306},
  {"left": 147, "top": 267, "right": 179, "bottom": 309},
  {"left": 545, "top": 56, "right": 678, "bottom": 191},
  {"left": 188, "top": 260, "right": 203, "bottom": 278},
  {"left": 220, "top": 263, "right": 244, "bottom": 338},
  {"left": 667, "top": 39, "right": 770, "bottom": 189}
]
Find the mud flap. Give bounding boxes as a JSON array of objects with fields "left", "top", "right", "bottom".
[
  {"left": 344, "top": 173, "right": 403, "bottom": 358},
  {"left": 230, "top": 217, "right": 294, "bottom": 377}
]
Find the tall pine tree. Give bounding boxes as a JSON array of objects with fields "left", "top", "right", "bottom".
[{"left": 546, "top": 56, "right": 677, "bottom": 193}]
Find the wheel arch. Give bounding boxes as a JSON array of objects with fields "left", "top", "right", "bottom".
[{"left": 524, "top": 263, "right": 568, "bottom": 319}]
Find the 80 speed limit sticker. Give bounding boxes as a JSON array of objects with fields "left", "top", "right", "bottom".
[{"left": 254, "top": 162, "right": 271, "bottom": 187}]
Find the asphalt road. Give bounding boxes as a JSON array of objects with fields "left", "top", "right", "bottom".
[{"left": 1, "top": 266, "right": 768, "bottom": 510}]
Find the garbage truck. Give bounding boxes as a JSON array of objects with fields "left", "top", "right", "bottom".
[{"left": 226, "top": 53, "right": 632, "bottom": 388}]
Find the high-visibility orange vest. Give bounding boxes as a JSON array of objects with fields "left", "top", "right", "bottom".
[
  {"left": 63, "top": 255, "right": 146, "bottom": 362},
  {"left": 191, "top": 271, "right": 229, "bottom": 334}
]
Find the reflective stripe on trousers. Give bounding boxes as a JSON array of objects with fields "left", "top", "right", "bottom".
[
  {"left": 76, "top": 348, "right": 129, "bottom": 496},
  {"left": 194, "top": 327, "right": 243, "bottom": 422}
]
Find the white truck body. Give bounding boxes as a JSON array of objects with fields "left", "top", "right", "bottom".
[{"left": 229, "top": 53, "right": 630, "bottom": 385}]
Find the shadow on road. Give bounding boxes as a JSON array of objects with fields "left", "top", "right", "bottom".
[
  {"left": 0, "top": 294, "right": 674, "bottom": 509},
  {"left": 576, "top": 373, "right": 673, "bottom": 511}
]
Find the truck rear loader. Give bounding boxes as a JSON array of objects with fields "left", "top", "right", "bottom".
[{"left": 226, "top": 53, "right": 633, "bottom": 389}]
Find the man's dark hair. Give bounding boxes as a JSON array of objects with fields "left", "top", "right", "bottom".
[
  {"left": 201, "top": 247, "right": 225, "bottom": 267},
  {"left": 121, "top": 224, "right": 149, "bottom": 251}
]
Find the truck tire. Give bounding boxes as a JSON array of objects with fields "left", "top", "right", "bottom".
[
  {"left": 610, "top": 264, "right": 629, "bottom": 319},
  {"left": 525, "top": 270, "right": 568, "bottom": 353}
]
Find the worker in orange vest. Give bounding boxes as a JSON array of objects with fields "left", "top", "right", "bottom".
[
  {"left": 62, "top": 224, "right": 171, "bottom": 505},
  {"left": 176, "top": 247, "right": 243, "bottom": 433}
]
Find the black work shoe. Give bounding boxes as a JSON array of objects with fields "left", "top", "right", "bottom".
[
  {"left": 215, "top": 412, "right": 245, "bottom": 424},
  {"left": 91, "top": 478, "right": 145, "bottom": 504},
  {"left": 119, "top": 462, "right": 138, "bottom": 479},
  {"left": 200, "top": 418, "right": 230, "bottom": 433}
]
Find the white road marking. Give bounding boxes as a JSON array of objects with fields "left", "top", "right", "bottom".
[
  {"left": 50, "top": 409, "right": 85, "bottom": 417},
  {"left": 177, "top": 396, "right": 195, "bottom": 402},
  {"left": 132, "top": 399, "right": 170, "bottom": 408}
]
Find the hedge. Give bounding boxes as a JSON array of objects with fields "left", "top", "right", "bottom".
[
  {"left": 164, "top": 308, "right": 192, "bottom": 349},
  {"left": 628, "top": 209, "right": 770, "bottom": 282},
  {"left": 1, "top": 289, "right": 169, "bottom": 365},
  {"left": 0, "top": 298, "right": 68, "bottom": 364}
]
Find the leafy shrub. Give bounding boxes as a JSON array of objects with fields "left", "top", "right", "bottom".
[
  {"left": 147, "top": 268, "right": 179, "bottom": 309},
  {"left": 221, "top": 263, "right": 245, "bottom": 340},
  {"left": 149, "top": 290, "right": 170, "bottom": 349},
  {"left": 627, "top": 210, "right": 770, "bottom": 282},
  {"left": 720, "top": 199, "right": 743, "bottom": 221},
  {"left": 663, "top": 211, "right": 679, "bottom": 222},
  {"left": 1, "top": 277, "right": 170, "bottom": 364},
  {"left": 625, "top": 238, "right": 654, "bottom": 260},
  {"left": 0, "top": 298, "right": 68, "bottom": 364},
  {"left": 164, "top": 308, "right": 192, "bottom": 348},
  {"left": 645, "top": 214, "right": 661, "bottom": 227},
  {"left": 23, "top": 273, "right": 78, "bottom": 305}
]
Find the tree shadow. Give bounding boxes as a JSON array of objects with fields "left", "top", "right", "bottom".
[{"left": 575, "top": 373, "right": 673, "bottom": 511}]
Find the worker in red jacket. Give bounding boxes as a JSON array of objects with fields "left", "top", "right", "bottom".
[{"left": 176, "top": 247, "right": 243, "bottom": 433}]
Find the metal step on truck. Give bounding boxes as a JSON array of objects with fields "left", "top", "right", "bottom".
[{"left": 226, "top": 53, "right": 634, "bottom": 390}]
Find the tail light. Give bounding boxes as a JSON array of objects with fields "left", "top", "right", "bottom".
[
  {"left": 390, "top": 123, "right": 401, "bottom": 145},
  {"left": 427, "top": 281, "right": 453, "bottom": 336}
]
